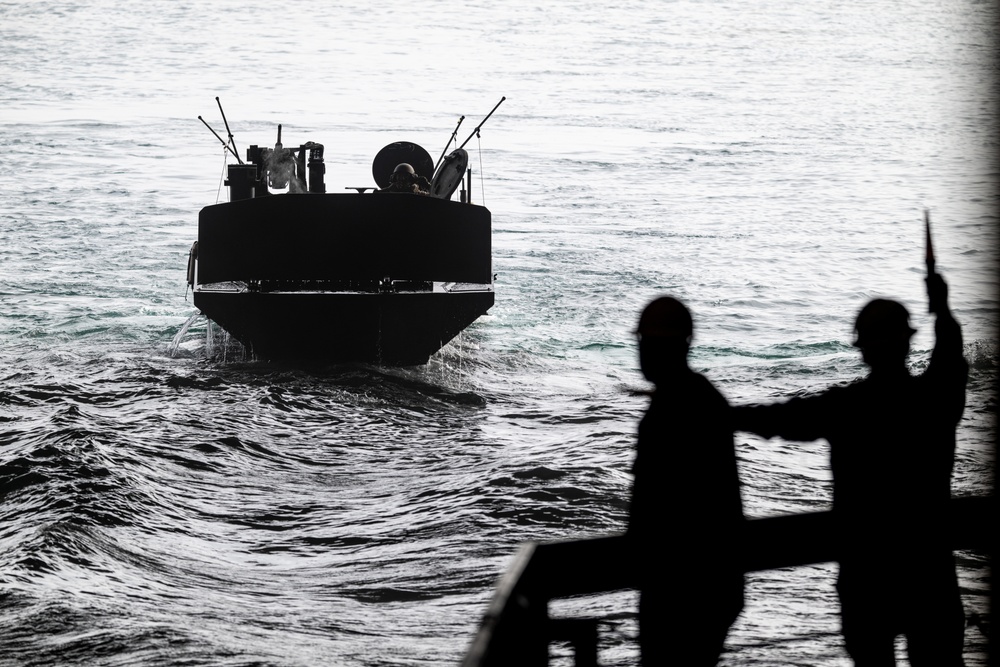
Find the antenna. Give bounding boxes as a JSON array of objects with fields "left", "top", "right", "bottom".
[
  {"left": 198, "top": 115, "right": 241, "bottom": 162},
  {"left": 216, "top": 97, "right": 243, "bottom": 165}
]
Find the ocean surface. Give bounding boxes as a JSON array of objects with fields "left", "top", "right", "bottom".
[{"left": 1, "top": 0, "right": 996, "bottom": 664}]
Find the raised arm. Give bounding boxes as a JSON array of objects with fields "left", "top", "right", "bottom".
[
  {"left": 924, "top": 273, "right": 967, "bottom": 428},
  {"left": 924, "top": 211, "right": 964, "bottom": 367}
]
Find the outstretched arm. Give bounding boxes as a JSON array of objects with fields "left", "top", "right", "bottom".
[
  {"left": 731, "top": 395, "right": 832, "bottom": 442},
  {"left": 732, "top": 404, "right": 783, "bottom": 439}
]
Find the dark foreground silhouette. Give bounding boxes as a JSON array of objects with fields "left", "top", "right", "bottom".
[
  {"left": 733, "top": 273, "right": 968, "bottom": 666},
  {"left": 628, "top": 297, "right": 745, "bottom": 666}
]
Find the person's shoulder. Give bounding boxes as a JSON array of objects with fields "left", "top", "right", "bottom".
[
  {"left": 689, "top": 371, "right": 729, "bottom": 403},
  {"left": 918, "top": 353, "right": 968, "bottom": 387},
  {"left": 688, "top": 370, "right": 715, "bottom": 388}
]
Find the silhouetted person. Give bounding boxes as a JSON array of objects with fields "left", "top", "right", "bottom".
[
  {"left": 733, "top": 274, "right": 967, "bottom": 666},
  {"left": 627, "top": 297, "right": 745, "bottom": 666},
  {"left": 377, "top": 162, "right": 430, "bottom": 194}
]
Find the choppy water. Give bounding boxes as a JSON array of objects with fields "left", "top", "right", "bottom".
[{"left": 1, "top": 0, "right": 996, "bottom": 664}]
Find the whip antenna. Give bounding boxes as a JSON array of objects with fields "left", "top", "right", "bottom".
[
  {"left": 434, "top": 115, "right": 465, "bottom": 173},
  {"left": 198, "top": 115, "right": 241, "bottom": 162},
  {"left": 216, "top": 97, "right": 243, "bottom": 164},
  {"left": 457, "top": 97, "right": 506, "bottom": 151}
]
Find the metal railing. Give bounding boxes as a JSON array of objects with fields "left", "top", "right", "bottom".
[{"left": 462, "top": 495, "right": 994, "bottom": 667}]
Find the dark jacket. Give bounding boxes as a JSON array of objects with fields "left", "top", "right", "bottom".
[
  {"left": 733, "top": 313, "right": 967, "bottom": 555},
  {"left": 629, "top": 371, "right": 745, "bottom": 570}
]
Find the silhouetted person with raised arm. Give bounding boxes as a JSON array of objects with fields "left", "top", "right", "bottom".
[
  {"left": 733, "top": 273, "right": 967, "bottom": 666},
  {"left": 627, "top": 297, "right": 745, "bottom": 666}
]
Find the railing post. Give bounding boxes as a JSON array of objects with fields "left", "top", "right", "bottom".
[{"left": 550, "top": 618, "right": 599, "bottom": 667}]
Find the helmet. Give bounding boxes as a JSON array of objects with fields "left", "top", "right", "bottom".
[
  {"left": 637, "top": 297, "right": 693, "bottom": 340},
  {"left": 854, "top": 299, "right": 915, "bottom": 348},
  {"left": 393, "top": 163, "right": 415, "bottom": 175}
]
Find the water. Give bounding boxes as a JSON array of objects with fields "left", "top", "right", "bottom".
[{"left": 1, "top": 0, "right": 996, "bottom": 664}]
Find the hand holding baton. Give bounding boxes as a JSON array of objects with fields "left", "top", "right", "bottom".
[{"left": 924, "top": 209, "right": 948, "bottom": 314}]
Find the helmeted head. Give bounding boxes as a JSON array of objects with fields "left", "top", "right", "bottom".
[
  {"left": 637, "top": 297, "right": 693, "bottom": 341},
  {"left": 388, "top": 163, "right": 416, "bottom": 186},
  {"left": 637, "top": 297, "right": 693, "bottom": 384},
  {"left": 853, "top": 298, "right": 915, "bottom": 368},
  {"left": 853, "top": 299, "right": 915, "bottom": 348}
]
